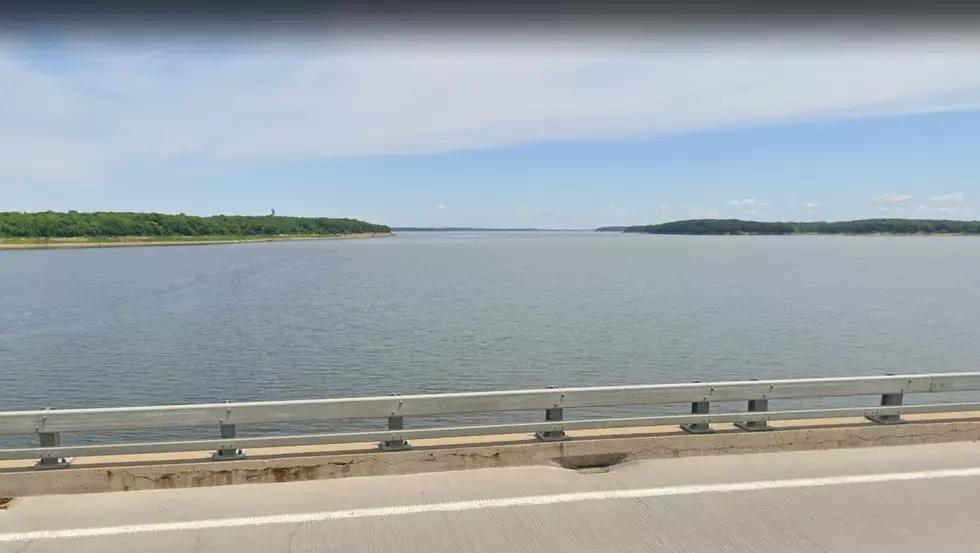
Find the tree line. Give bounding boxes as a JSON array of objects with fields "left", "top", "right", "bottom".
[
  {"left": 621, "top": 218, "right": 980, "bottom": 235},
  {"left": 0, "top": 211, "right": 391, "bottom": 238}
]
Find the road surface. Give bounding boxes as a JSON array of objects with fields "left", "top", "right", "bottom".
[{"left": 3, "top": 441, "right": 980, "bottom": 552}]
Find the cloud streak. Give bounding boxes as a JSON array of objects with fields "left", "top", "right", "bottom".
[
  {"left": 872, "top": 194, "right": 914, "bottom": 204},
  {"left": 930, "top": 192, "right": 964, "bottom": 205},
  {"left": 3, "top": 33, "right": 980, "bottom": 186}
]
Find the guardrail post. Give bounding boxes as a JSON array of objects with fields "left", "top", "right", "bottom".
[
  {"left": 33, "top": 408, "right": 72, "bottom": 470},
  {"left": 866, "top": 377, "right": 905, "bottom": 424},
  {"left": 535, "top": 407, "right": 568, "bottom": 442},
  {"left": 680, "top": 381, "right": 714, "bottom": 434},
  {"left": 536, "top": 388, "right": 568, "bottom": 442},
  {"left": 380, "top": 395, "right": 411, "bottom": 451},
  {"left": 735, "top": 379, "right": 772, "bottom": 432},
  {"left": 380, "top": 416, "right": 412, "bottom": 451},
  {"left": 34, "top": 431, "right": 72, "bottom": 470},
  {"left": 212, "top": 424, "right": 246, "bottom": 460},
  {"left": 212, "top": 402, "right": 246, "bottom": 460}
]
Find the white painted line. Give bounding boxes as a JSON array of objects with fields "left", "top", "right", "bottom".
[{"left": 4, "top": 466, "right": 980, "bottom": 543}]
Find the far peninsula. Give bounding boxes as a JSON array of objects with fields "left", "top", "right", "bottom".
[{"left": 597, "top": 218, "right": 980, "bottom": 235}]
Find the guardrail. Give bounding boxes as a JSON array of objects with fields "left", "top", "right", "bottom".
[{"left": 3, "top": 372, "right": 980, "bottom": 469}]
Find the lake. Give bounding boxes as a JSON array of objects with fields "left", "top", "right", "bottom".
[{"left": 2, "top": 232, "right": 979, "bottom": 443}]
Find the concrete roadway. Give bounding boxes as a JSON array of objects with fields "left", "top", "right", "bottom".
[{"left": 3, "top": 441, "right": 980, "bottom": 552}]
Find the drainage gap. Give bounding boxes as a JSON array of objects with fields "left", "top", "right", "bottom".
[{"left": 555, "top": 453, "right": 630, "bottom": 473}]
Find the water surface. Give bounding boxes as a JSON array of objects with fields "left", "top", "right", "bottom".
[{"left": 2, "top": 232, "right": 978, "bottom": 442}]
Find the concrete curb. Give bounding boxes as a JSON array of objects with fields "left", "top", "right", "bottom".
[{"left": 3, "top": 417, "right": 980, "bottom": 497}]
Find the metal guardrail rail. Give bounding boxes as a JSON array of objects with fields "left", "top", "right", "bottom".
[{"left": 2, "top": 372, "right": 980, "bottom": 469}]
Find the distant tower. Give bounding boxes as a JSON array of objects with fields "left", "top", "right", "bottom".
[{"left": 270, "top": 208, "right": 276, "bottom": 216}]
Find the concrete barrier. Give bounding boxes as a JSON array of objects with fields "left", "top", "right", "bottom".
[{"left": 2, "top": 413, "right": 979, "bottom": 497}]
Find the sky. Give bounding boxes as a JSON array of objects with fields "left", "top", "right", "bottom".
[{"left": 1, "top": 28, "right": 979, "bottom": 228}]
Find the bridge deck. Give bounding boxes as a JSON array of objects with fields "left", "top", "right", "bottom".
[{"left": 3, "top": 441, "right": 980, "bottom": 552}]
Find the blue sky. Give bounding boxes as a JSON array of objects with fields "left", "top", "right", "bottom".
[{"left": 1, "top": 30, "right": 978, "bottom": 228}]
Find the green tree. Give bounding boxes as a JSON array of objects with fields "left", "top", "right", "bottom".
[{"left": 0, "top": 212, "right": 391, "bottom": 238}]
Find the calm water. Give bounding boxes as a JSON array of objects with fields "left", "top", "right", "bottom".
[{"left": 2, "top": 232, "right": 979, "bottom": 442}]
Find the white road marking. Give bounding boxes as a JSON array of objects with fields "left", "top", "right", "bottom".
[{"left": 4, "top": 466, "right": 980, "bottom": 542}]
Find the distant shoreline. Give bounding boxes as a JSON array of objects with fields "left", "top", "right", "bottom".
[
  {"left": 392, "top": 227, "right": 584, "bottom": 232},
  {"left": 598, "top": 218, "right": 980, "bottom": 236},
  {"left": 608, "top": 232, "right": 979, "bottom": 237},
  {"left": 0, "top": 233, "right": 394, "bottom": 251}
]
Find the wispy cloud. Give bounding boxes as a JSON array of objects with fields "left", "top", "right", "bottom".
[
  {"left": 678, "top": 205, "right": 721, "bottom": 219},
  {"left": 436, "top": 204, "right": 447, "bottom": 211},
  {"left": 4, "top": 33, "right": 980, "bottom": 185},
  {"left": 804, "top": 202, "right": 820, "bottom": 209},
  {"left": 729, "top": 198, "right": 757, "bottom": 207},
  {"left": 930, "top": 192, "right": 964, "bottom": 205},
  {"left": 916, "top": 204, "right": 957, "bottom": 217},
  {"left": 914, "top": 193, "right": 968, "bottom": 217},
  {"left": 872, "top": 194, "right": 914, "bottom": 204}
]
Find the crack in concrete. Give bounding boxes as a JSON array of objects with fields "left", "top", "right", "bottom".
[
  {"left": 117, "top": 469, "right": 161, "bottom": 484},
  {"left": 446, "top": 451, "right": 502, "bottom": 461},
  {"left": 10, "top": 539, "right": 34, "bottom": 553},
  {"left": 284, "top": 522, "right": 304, "bottom": 553},
  {"left": 191, "top": 532, "right": 221, "bottom": 553}
]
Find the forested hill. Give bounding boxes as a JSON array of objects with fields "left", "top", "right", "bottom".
[
  {"left": 0, "top": 211, "right": 390, "bottom": 237},
  {"left": 619, "top": 219, "right": 980, "bottom": 235}
]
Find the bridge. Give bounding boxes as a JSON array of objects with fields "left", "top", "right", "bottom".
[{"left": 3, "top": 372, "right": 980, "bottom": 551}]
